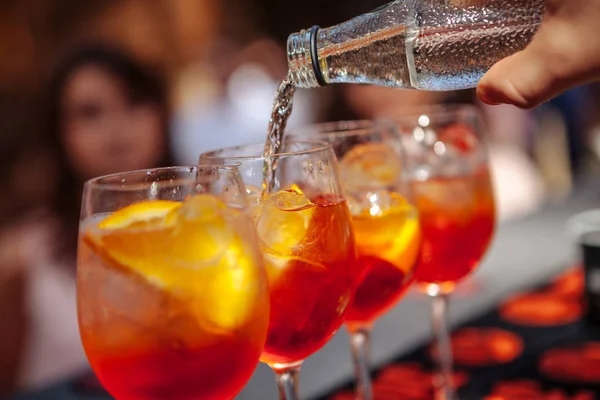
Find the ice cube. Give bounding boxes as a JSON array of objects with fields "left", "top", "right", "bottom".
[
  {"left": 269, "top": 188, "right": 314, "bottom": 211},
  {"left": 346, "top": 190, "right": 395, "bottom": 217},
  {"left": 79, "top": 260, "right": 168, "bottom": 350},
  {"left": 415, "top": 177, "right": 476, "bottom": 211},
  {"left": 255, "top": 190, "right": 315, "bottom": 254},
  {"left": 176, "top": 194, "right": 224, "bottom": 221},
  {"left": 346, "top": 196, "right": 364, "bottom": 216},
  {"left": 339, "top": 143, "right": 403, "bottom": 193},
  {"left": 245, "top": 185, "right": 262, "bottom": 207}
]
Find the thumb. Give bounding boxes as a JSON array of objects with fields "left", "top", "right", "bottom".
[
  {"left": 475, "top": 20, "right": 598, "bottom": 110},
  {"left": 477, "top": 46, "right": 569, "bottom": 109}
]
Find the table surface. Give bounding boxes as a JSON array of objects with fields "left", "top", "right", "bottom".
[{"left": 9, "top": 175, "right": 600, "bottom": 400}]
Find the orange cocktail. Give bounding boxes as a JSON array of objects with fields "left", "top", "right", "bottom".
[
  {"left": 200, "top": 140, "right": 355, "bottom": 399},
  {"left": 78, "top": 174, "right": 269, "bottom": 400},
  {"left": 322, "top": 140, "right": 421, "bottom": 327},
  {"left": 255, "top": 188, "right": 355, "bottom": 366},
  {"left": 288, "top": 123, "right": 423, "bottom": 400},
  {"left": 344, "top": 191, "right": 421, "bottom": 326},
  {"left": 392, "top": 106, "right": 497, "bottom": 399},
  {"left": 413, "top": 169, "right": 496, "bottom": 290}
]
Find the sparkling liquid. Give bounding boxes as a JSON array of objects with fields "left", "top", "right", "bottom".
[{"left": 262, "top": 77, "right": 296, "bottom": 194}]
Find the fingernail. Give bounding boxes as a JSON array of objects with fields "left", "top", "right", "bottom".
[{"left": 476, "top": 86, "right": 503, "bottom": 105}]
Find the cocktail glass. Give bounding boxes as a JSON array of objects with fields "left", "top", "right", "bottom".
[
  {"left": 292, "top": 120, "right": 421, "bottom": 400},
  {"left": 201, "top": 140, "right": 356, "bottom": 400},
  {"left": 77, "top": 166, "right": 269, "bottom": 400}
]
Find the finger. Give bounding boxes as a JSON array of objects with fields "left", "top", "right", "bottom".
[
  {"left": 476, "top": 46, "right": 575, "bottom": 109},
  {"left": 475, "top": 16, "right": 600, "bottom": 109}
]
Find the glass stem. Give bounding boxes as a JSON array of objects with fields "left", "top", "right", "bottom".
[
  {"left": 350, "top": 327, "right": 373, "bottom": 400},
  {"left": 275, "top": 365, "right": 302, "bottom": 400},
  {"left": 431, "top": 294, "right": 455, "bottom": 400}
]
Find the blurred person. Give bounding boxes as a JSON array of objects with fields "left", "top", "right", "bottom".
[
  {"left": 0, "top": 42, "right": 175, "bottom": 394},
  {"left": 46, "top": 43, "right": 174, "bottom": 183}
]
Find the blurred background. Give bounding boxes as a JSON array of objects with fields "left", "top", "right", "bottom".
[{"left": 2, "top": 0, "right": 600, "bottom": 397}]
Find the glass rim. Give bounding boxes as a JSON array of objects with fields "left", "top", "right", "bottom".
[
  {"left": 83, "top": 165, "right": 239, "bottom": 191},
  {"left": 199, "top": 138, "right": 332, "bottom": 162},
  {"left": 289, "top": 119, "right": 396, "bottom": 138}
]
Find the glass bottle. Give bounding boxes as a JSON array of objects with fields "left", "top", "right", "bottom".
[{"left": 287, "top": 0, "right": 544, "bottom": 91}]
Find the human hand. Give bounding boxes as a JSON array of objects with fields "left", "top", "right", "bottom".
[{"left": 477, "top": 0, "right": 600, "bottom": 108}]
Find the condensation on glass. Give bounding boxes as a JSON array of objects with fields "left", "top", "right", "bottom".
[{"left": 287, "top": 0, "right": 544, "bottom": 91}]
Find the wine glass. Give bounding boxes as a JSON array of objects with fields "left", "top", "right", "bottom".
[
  {"left": 200, "top": 140, "right": 355, "bottom": 400},
  {"left": 77, "top": 166, "right": 269, "bottom": 400},
  {"left": 396, "top": 105, "right": 496, "bottom": 399},
  {"left": 291, "top": 120, "right": 421, "bottom": 400}
]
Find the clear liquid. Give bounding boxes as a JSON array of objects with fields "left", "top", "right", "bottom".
[
  {"left": 320, "top": 25, "right": 412, "bottom": 87},
  {"left": 410, "top": 16, "right": 540, "bottom": 90},
  {"left": 262, "top": 76, "right": 296, "bottom": 195}
]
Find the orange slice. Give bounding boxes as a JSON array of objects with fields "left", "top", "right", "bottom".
[
  {"left": 97, "top": 200, "right": 182, "bottom": 230},
  {"left": 352, "top": 192, "right": 421, "bottom": 269},
  {"left": 86, "top": 195, "right": 262, "bottom": 330}
]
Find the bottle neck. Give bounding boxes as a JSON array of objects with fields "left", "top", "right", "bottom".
[
  {"left": 287, "top": 2, "right": 412, "bottom": 89},
  {"left": 287, "top": 27, "right": 326, "bottom": 89}
]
